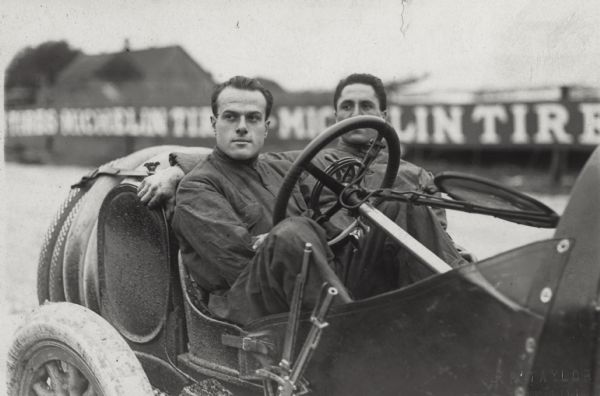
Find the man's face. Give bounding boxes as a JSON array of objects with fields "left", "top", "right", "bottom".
[
  {"left": 335, "top": 83, "right": 386, "bottom": 145},
  {"left": 211, "top": 87, "right": 270, "bottom": 160}
]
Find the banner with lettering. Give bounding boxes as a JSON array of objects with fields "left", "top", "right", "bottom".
[{"left": 7, "top": 102, "right": 600, "bottom": 147}]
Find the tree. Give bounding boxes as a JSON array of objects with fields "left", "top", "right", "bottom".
[{"left": 4, "top": 41, "right": 81, "bottom": 103}]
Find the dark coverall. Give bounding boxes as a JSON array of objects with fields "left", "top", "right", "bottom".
[
  {"left": 171, "top": 140, "right": 447, "bottom": 228},
  {"left": 172, "top": 147, "right": 465, "bottom": 325}
]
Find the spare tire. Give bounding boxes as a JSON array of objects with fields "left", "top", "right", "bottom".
[
  {"left": 81, "top": 221, "right": 100, "bottom": 313},
  {"left": 37, "top": 145, "right": 209, "bottom": 306},
  {"left": 61, "top": 145, "right": 185, "bottom": 304},
  {"left": 48, "top": 194, "right": 86, "bottom": 302},
  {"left": 37, "top": 187, "right": 86, "bottom": 304},
  {"left": 67, "top": 146, "right": 210, "bottom": 307}
]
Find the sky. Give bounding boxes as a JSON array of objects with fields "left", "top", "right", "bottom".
[{"left": 1, "top": 0, "right": 600, "bottom": 92}]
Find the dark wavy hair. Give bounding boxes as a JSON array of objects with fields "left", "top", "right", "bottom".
[
  {"left": 333, "top": 73, "right": 387, "bottom": 111},
  {"left": 211, "top": 76, "right": 274, "bottom": 118}
]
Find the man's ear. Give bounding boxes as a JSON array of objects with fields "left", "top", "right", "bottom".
[
  {"left": 333, "top": 111, "right": 342, "bottom": 124},
  {"left": 381, "top": 109, "right": 388, "bottom": 121},
  {"left": 265, "top": 120, "right": 271, "bottom": 137},
  {"left": 210, "top": 115, "right": 217, "bottom": 133}
]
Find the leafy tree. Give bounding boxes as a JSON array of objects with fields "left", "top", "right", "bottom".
[{"left": 5, "top": 40, "right": 81, "bottom": 93}]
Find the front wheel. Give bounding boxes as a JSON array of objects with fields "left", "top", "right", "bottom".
[{"left": 7, "top": 302, "right": 153, "bottom": 396}]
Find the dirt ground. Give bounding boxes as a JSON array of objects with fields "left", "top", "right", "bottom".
[
  {"left": 1, "top": 163, "right": 88, "bottom": 395},
  {"left": 0, "top": 162, "right": 569, "bottom": 394}
]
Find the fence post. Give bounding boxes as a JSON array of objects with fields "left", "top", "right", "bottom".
[
  {"left": 549, "top": 148, "right": 566, "bottom": 188},
  {"left": 549, "top": 86, "right": 570, "bottom": 188}
]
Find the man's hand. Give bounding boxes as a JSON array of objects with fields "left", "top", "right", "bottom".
[
  {"left": 251, "top": 233, "right": 268, "bottom": 251},
  {"left": 137, "top": 166, "right": 184, "bottom": 217},
  {"left": 455, "top": 243, "right": 477, "bottom": 263}
]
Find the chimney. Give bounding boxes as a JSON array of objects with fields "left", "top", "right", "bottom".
[{"left": 123, "top": 38, "right": 131, "bottom": 52}]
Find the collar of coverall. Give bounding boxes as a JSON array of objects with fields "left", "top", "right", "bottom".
[
  {"left": 336, "top": 139, "right": 389, "bottom": 162},
  {"left": 212, "top": 145, "right": 260, "bottom": 168}
]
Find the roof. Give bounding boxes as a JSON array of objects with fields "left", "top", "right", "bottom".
[{"left": 45, "top": 45, "right": 215, "bottom": 107}]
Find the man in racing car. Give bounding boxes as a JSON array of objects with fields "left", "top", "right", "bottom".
[
  {"left": 139, "top": 73, "right": 474, "bottom": 263},
  {"left": 139, "top": 73, "right": 447, "bottom": 229},
  {"left": 169, "top": 75, "right": 465, "bottom": 325}
]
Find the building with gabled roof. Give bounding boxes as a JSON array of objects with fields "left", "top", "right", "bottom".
[{"left": 39, "top": 45, "right": 215, "bottom": 107}]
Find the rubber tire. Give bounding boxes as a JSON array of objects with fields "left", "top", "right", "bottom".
[
  {"left": 71, "top": 145, "right": 210, "bottom": 310},
  {"left": 82, "top": 221, "right": 101, "bottom": 313},
  {"left": 41, "top": 145, "right": 185, "bottom": 305},
  {"left": 37, "top": 187, "right": 86, "bottom": 304},
  {"left": 48, "top": 195, "right": 86, "bottom": 302},
  {"left": 7, "top": 302, "right": 153, "bottom": 396},
  {"left": 65, "top": 146, "right": 193, "bottom": 305},
  {"left": 41, "top": 150, "right": 154, "bottom": 305},
  {"left": 40, "top": 146, "right": 210, "bottom": 307}
]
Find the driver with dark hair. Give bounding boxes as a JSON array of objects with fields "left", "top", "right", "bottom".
[
  {"left": 170, "top": 75, "right": 465, "bottom": 325},
  {"left": 173, "top": 76, "right": 343, "bottom": 324},
  {"left": 141, "top": 73, "right": 447, "bottom": 228},
  {"left": 313, "top": 73, "right": 447, "bottom": 230}
]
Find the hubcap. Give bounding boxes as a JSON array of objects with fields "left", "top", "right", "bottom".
[{"left": 20, "top": 341, "right": 103, "bottom": 396}]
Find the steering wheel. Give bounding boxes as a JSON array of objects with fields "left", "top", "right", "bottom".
[{"left": 273, "top": 115, "right": 401, "bottom": 228}]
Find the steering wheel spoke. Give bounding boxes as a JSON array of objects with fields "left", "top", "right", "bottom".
[
  {"left": 304, "top": 162, "right": 345, "bottom": 195},
  {"left": 273, "top": 115, "right": 400, "bottom": 230}
]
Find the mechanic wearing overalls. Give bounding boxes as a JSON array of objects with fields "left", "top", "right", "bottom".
[{"left": 166, "top": 76, "right": 465, "bottom": 325}]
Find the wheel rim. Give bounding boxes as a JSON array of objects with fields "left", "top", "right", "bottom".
[{"left": 19, "top": 341, "right": 104, "bottom": 396}]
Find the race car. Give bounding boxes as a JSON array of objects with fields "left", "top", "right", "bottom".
[{"left": 7, "top": 116, "right": 597, "bottom": 396}]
